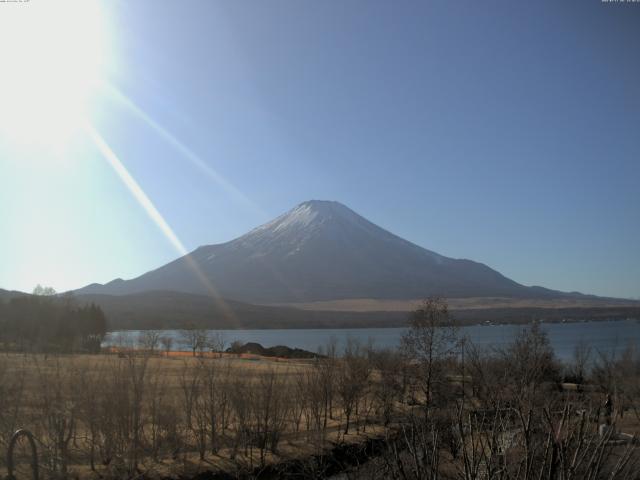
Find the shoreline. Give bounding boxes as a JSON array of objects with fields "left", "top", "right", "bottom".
[{"left": 104, "top": 315, "right": 639, "bottom": 333}]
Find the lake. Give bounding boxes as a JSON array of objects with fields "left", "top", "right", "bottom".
[{"left": 104, "top": 319, "right": 640, "bottom": 362}]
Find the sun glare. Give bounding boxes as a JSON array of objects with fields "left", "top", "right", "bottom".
[{"left": 0, "top": 0, "right": 108, "bottom": 154}]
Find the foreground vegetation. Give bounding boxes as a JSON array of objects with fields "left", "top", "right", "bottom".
[{"left": 0, "top": 299, "right": 638, "bottom": 479}]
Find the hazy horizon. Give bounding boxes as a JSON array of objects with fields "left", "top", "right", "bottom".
[{"left": 1, "top": 1, "right": 639, "bottom": 298}]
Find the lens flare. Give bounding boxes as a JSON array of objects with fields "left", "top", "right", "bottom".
[
  {"left": 85, "top": 123, "right": 236, "bottom": 321},
  {"left": 103, "top": 84, "right": 265, "bottom": 217}
]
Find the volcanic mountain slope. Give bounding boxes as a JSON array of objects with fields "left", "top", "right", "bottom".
[{"left": 76, "top": 200, "right": 573, "bottom": 303}]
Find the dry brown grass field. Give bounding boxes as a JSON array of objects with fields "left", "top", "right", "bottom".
[
  {"left": 0, "top": 350, "right": 390, "bottom": 480},
  {"left": 1, "top": 317, "right": 638, "bottom": 480},
  {"left": 273, "top": 296, "right": 640, "bottom": 312}
]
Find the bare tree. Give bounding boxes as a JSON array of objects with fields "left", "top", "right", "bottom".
[
  {"left": 380, "top": 406, "right": 442, "bottom": 480},
  {"left": 337, "top": 338, "right": 371, "bottom": 435},
  {"left": 139, "top": 330, "right": 161, "bottom": 354},
  {"left": 401, "top": 297, "right": 457, "bottom": 410},
  {"left": 209, "top": 332, "right": 226, "bottom": 357},
  {"left": 77, "top": 363, "right": 103, "bottom": 471},
  {"left": 466, "top": 342, "right": 510, "bottom": 410},
  {"left": 594, "top": 342, "right": 640, "bottom": 421},
  {"left": 32, "top": 284, "right": 57, "bottom": 296},
  {"left": 297, "top": 368, "right": 326, "bottom": 450},
  {"left": 145, "top": 363, "right": 169, "bottom": 461},
  {"left": 179, "top": 360, "right": 200, "bottom": 441},
  {"left": 34, "top": 358, "right": 77, "bottom": 476},
  {"left": 251, "top": 368, "right": 290, "bottom": 465},
  {"left": 229, "top": 375, "right": 251, "bottom": 460},
  {"left": 160, "top": 335, "right": 174, "bottom": 357},
  {"left": 567, "top": 339, "right": 592, "bottom": 383},
  {"left": 372, "top": 348, "right": 404, "bottom": 426},
  {"left": 200, "top": 357, "right": 231, "bottom": 454},
  {"left": 181, "top": 327, "right": 210, "bottom": 357},
  {"left": 191, "top": 367, "right": 209, "bottom": 460},
  {"left": 501, "top": 323, "right": 559, "bottom": 408},
  {"left": 316, "top": 337, "right": 338, "bottom": 429},
  {"left": 123, "top": 353, "right": 150, "bottom": 473}
]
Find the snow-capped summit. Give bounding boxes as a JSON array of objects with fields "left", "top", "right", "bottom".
[
  {"left": 239, "top": 200, "right": 431, "bottom": 258},
  {"left": 75, "top": 200, "right": 563, "bottom": 303},
  {"left": 251, "top": 200, "right": 367, "bottom": 234}
]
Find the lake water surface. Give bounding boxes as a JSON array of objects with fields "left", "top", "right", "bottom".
[{"left": 104, "top": 319, "right": 640, "bottom": 362}]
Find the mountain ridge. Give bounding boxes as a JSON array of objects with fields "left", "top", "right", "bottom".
[{"left": 74, "top": 200, "right": 585, "bottom": 302}]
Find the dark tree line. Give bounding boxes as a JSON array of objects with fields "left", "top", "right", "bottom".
[{"left": 0, "top": 292, "right": 108, "bottom": 353}]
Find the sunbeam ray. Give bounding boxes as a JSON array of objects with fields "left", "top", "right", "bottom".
[
  {"left": 85, "top": 123, "right": 237, "bottom": 322},
  {"left": 102, "top": 83, "right": 266, "bottom": 218},
  {"left": 86, "top": 124, "right": 188, "bottom": 256}
]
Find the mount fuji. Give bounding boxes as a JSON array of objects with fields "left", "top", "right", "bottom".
[{"left": 76, "top": 200, "right": 570, "bottom": 303}]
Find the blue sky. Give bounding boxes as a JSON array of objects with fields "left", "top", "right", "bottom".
[{"left": 0, "top": 0, "right": 639, "bottom": 298}]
